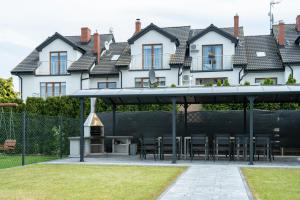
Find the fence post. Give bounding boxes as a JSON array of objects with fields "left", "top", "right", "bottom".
[
  {"left": 59, "top": 116, "right": 63, "bottom": 159},
  {"left": 22, "top": 111, "right": 26, "bottom": 166}
]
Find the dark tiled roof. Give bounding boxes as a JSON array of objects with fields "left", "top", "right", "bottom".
[
  {"left": 11, "top": 50, "right": 39, "bottom": 74},
  {"left": 183, "top": 57, "right": 192, "bottom": 68},
  {"left": 115, "top": 44, "right": 131, "bottom": 67},
  {"left": 273, "top": 24, "right": 300, "bottom": 63},
  {"left": 11, "top": 33, "right": 114, "bottom": 74},
  {"left": 90, "top": 42, "right": 128, "bottom": 75},
  {"left": 128, "top": 23, "right": 180, "bottom": 46},
  {"left": 244, "top": 35, "right": 283, "bottom": 71},
  {"left": 188, "top": 24, "right": 238, "bottom": 44}
]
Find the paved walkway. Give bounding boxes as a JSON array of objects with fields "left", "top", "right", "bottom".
[{"left": 158, "top": 165, "right": 250, "bottom": 200}]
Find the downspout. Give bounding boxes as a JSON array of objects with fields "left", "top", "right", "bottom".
[
  {"left": 117, "top": 68, "right": 123, "bottom": 88},
  {"left": 178, "top": 65, "right": 183, "bottom": 86},
  {"left": 80, "top": 72, "right": 90, "bottom": 90},
  {"left": 286, "top": 64, "right": 293, "bottom": 78},
  {"left": 238, "top": 66, "right": 247, "bottom": 84},
  {"left": 17, "top": 74, "right": 23, "bottom": 100}
]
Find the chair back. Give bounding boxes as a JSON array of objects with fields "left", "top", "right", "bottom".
[
  {"left": 255, "top": 136, "right": 270, "bottom": 145},
  {"left": 215, "top": 134, "right": 230, "bottom": 145},
  {"left": 162, "top": 136, "right": 172, "bottom": 145},
  {"left": 235, "top": 135, "right": 248, "bottom": 145},
  {"left": 191, "top": 134, "right": 207, "bottom": 145}
]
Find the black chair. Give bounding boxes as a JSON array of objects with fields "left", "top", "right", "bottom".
[
  {"left": 255, "top": 135, "right": 271, "bottom": 161},
  {"left": 140, "top": 137, "right": 158, "bottom": 160},
  {"left": 190, "top": 134, "right": 209, "bottom": 161},
  {"left": 161, "top": 136, "right": 180, "bottom": 160},
  {"left": 214, "top": 134, "right": 231, "bottom": 160},
  {"left": 235, "top": 135, "right": 249, "bottom": 160}
]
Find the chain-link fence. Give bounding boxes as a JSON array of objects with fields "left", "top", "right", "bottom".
[{"left": 0, "top": 112, "right": 79, "bottom": 169}]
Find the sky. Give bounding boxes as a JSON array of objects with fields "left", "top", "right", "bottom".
[{"left": 0, "top": 0, "right": 299, "bottom": 89}]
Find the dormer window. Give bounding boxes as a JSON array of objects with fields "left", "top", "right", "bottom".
[
  {"left": 202, "top": 45, "right": 223, "bottom": 71},
  {"left": 143, "top": 44, "right": 162, "bottom": 69},
  {"left": 50, "top": 52, "right": 67, "bottom": 75}
]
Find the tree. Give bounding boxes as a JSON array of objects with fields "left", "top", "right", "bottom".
[{"left": 0, "top": 77, "right": 19, "bottom": 99}]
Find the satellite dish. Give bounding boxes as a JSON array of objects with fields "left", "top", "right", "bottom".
[{"left": 149, "top": 68, "right": 157, "bottom": 85}]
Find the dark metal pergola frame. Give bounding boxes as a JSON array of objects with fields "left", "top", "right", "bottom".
[{"left": 71, "top": 85, "right": 300, "bottom": 165}]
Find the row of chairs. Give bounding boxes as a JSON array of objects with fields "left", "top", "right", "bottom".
[{"left": 140, "top": 134, "right": 272, "bottom": 161}]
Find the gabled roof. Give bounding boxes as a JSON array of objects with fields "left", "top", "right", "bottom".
[
  {"left": 188, "top": 24, "right": 238, "bottom": 44},
  {"left": 244, "top": 35, "right": 283, "bottom": 71},
  {"left": 11, "top": 33, "right": 115, "bottom": 74},
  {"left": 128, "top": 23, "right": 180, "bottom": 46},
  {"left": 273, "top": 24, "right": 300, "bottom": 64},
  {"left": 36, "top": 32, "right": 86, "bottom": 53}
]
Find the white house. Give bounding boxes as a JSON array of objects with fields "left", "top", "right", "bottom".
[{"left": 11, "top": 15, "right": 300, "bottom": 101}]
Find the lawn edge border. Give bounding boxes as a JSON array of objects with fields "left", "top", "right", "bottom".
[
  {"left": 239, "top": 167, "right": 254, "bottom": 200},
  {"left": 156, "top": 166, "right": 190, "bottom": 200}
]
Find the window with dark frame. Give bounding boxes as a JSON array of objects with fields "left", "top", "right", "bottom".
[
  {"left": 143, "top": 44, "right": 163, "bottom": 69},
  {"left": 202, "top": 45, "right": 223, "bottom": 71},
  {"left": 40, "top": 82, "right": 66, "bottom": 98},
  {"left": 135, "top": 77, "right": 166, "bottom": 88},
  {"left": 255, "top": 77, "right": 278, "bottom": 85},
  {"left": 97, "top": 82, "right": 117, "bottom": 89},
  {"left": 195, "top": 77, "right": 227, "bottom": 85},
  {"left": 50, "top": 51, "right": 67, "bottom": 75}
]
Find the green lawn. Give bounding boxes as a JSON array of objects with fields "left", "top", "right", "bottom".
[
  {"left": 242, "top": 168, "right": 300, "bottom": 200},
  {"left": 0, "top": 164, "right": 185, "bottom": 200},
  {"left": 0, "top": 155, "right": 59, "bottom": 169}
]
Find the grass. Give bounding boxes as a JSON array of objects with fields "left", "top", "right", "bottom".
[
  {"left": 0, "top": 155, "right": 59, "bottom": 169},
  {"left": 0, "top": 164, "right": 186, "bottom": 200},
  {"left": 242, "top": 168, "right": 300, "bottom": 200}
]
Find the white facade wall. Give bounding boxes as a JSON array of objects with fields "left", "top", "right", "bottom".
[
  {"left": 35, "top": 39, "right": 82, "bottom": 75},
  {"left": 189, "top": 31, "right": 235, "bottom": 71},
  {"left": 285, "top": 65, "right": 300, "bottom": 84},
  {"left": 20, "top": 73, "right": 83, "bottom": 100}
]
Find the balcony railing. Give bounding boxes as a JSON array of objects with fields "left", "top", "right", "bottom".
[
  {"left": 129, "top": 53, "right": 172, "bottom": 70},
  {"left": 190, "top": 55, "right": 233, "bottom": 72}
]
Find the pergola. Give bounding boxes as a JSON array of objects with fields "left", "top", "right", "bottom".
[{"left": 71, "top": 85, "right": 300, "bottom": 165}]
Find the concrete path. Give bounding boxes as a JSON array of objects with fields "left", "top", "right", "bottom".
[{"left": 158, "top": 165, "right": 250, "bottom": 200}]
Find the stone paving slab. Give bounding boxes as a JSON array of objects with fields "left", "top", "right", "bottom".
[{"left": 158, "top": 165, "right": 250, "bottom": 200}]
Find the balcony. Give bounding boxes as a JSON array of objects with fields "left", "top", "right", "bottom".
[
  {"left": 129, "top": 53, "right": 172, "bottom": 70},
  {"left": 190, "top": 55, "right": 233, "bottom": 72}
]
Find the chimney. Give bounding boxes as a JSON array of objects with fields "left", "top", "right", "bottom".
[
  {"left": 278, "top": 20, "right": 285, "bottom": 46},
  {"left": 135, "top": 19, "right": 141, "bottom": 33},
  {"left": 296, "top": 15, "right": 300, "bottom": 32},
  {"left": 234, "top": 14, "right": 239, "bottom": 38},
  {"left": 93, "top": 32, "right": 101, "bottom": 64},
  {"left": 80, "top": 27, "right": 91, "bottom": 43}
]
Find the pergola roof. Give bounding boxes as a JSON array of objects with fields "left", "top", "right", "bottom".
[{"left": 70, "top": 85, "right": 300, "bottom": 105}]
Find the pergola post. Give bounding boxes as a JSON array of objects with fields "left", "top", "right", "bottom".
[
  {"left": 171, "top": 97, "right": 177, "bottom": 164},
  {"left": 247, "top": 96, "right": 255, "bottom": 165},
  {"left": 112, "top": 104, "right": 116, "bottom": 136},
  {"left": 243, "top": 101, "right": 247, "bottom": 134},
  {"left": 184, "top": 103, "right": 188, "bottom": 136},
  {"left": 80, "top": 98, "right": 85, "bottom": 162}
]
